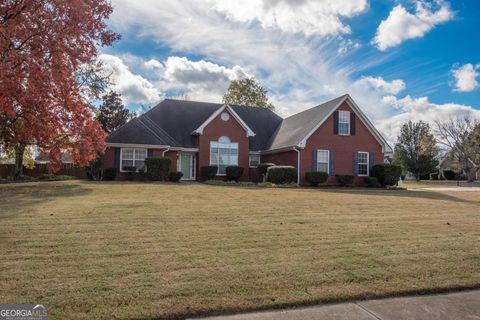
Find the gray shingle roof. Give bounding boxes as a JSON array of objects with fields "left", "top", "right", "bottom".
[
  {"left": 107, "top": 99, "right": 283, "bottom": 150},
  {"left": 266, "top": 95, "right": 347, "bottom": 150}
]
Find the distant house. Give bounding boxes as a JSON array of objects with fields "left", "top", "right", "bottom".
[{"left": 104, "top": 94, "right": 392, "bottom": 185}]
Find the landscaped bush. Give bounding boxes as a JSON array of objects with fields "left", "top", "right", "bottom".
[
  {"left": 201, "top": 166, "right": 218, "bottom": 180},
  {"left": 104, "top": 168, "right": 117, "bottom": 181},
  {"left": 257, "top": 163, "right": 275, "bottom": 176},
  {"left": 13, "top": 174, "right": 34, "bottom": 181},
  {"left": 363, "top": 176, "right": 379, "bottom": 187},
  {"left": 443, "top": 170, "right": 458, "bottom": 180},
  {"left": 145, "top": 157, "right": 171, "bottom": 181},
  {"left": 305, "top": 171, "right": 328, "bottom": 186},
  {"left": 205, "top": 180, "right": 256, "bottom": 187},
  {"left": 226, "top": 166, "right": 244, "bottom": 182},
  {"left": 335, "top": 174, "right": 354, "bottom": 186},
  {"left": 38, "top": 174, "right": 76, "bottom": 181},
  {"left": 371, "top": 164, "right": 402, "bottom": 187},
  {"left": 267, "top": 166, "right": 297, "bottom": 184},
  {"left": 168, "top": 171, "right": 183, "bottom": 182}
]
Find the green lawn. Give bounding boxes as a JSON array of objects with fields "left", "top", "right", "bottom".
[{"left": 0, "top": 181, "right": 479, "bottom": 319}]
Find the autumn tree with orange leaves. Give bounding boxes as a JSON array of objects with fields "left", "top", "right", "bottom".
[{"left": 0, "top": 0, "right": 119, "bottom": 176}]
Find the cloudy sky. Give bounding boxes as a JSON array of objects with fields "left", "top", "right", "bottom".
[{"left": 99, "top": 0, "right": 480, "bottom": 143}]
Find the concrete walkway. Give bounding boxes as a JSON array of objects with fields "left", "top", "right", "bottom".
[
  {"left": 193, "top": 290, "right": 480, "bottom": 320},
  {"left": 413, "top": 187, "right": 480, "bottom": 191}
]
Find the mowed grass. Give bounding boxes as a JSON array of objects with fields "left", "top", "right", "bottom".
[
  {"left": 0, "top": 181, "right": 479, "bottom": 320},
  {"left": 403, "top": 180, "right": 480, "bottom": 189}
]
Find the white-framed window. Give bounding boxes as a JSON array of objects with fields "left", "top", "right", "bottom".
[
  {"left": 120, "top": 148, "right": 147, "bottom": 172},
  {"left": 249, "top": 153, "right": 260, "bottom": 168},
  {"left": 316, "top": 150, "right": 329, "bottom": 174},
  {"left": 357, "top": 152, "right": 369, "bottom": 176},
  {"left": 338, "top": 110, "right": 350, "bottom": 135},
  {"left": 210, "top": 136, "right": 238, "bottom": 175}
]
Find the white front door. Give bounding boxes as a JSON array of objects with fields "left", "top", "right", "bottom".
[{"left": 179, "top": 153, "right": 195, "bottom": 180}]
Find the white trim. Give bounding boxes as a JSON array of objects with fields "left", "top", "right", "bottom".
[
  {"left": 209, "top": 136, "right": 239, "bottom": 175},
  {"left": 316, "top": 149, "right": 330, "bottom": 175},
  {"left": 293, "top": 147, "right": 301, "bottom": 185},
  {"left": 260, "top": 145, "right": 299, "bottom": 155},
  {"left": 192, "top": 104, "right": 256, "bottom": 137},
  {"left": 357, "top": 151, "right": 369, "bottom": 176},
  {"left": 169, "top": 147, "right": 199, "bottom": 152},
  {"left": 297, "top": 95, "right": 392, "bottom": 153},
  {"left": 119, "top": 147, "right": 148, "bottom": 173},
  {"left": 107, "top": 143, "right": 169, "bottom": 149}
]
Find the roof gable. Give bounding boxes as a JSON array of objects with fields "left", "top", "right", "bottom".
[{"left": 192, "top": 104, "right": 256, "bottom": 137}]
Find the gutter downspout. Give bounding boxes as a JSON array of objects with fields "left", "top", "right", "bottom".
[
  {"left": 293, "top": 147, "right": 301, "bottom": 185},
  {"left": 162, "top": 147, "right": 170, "bottom": 157}
]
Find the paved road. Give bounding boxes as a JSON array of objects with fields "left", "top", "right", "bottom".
[{"left": 193, "top": 290, "right": 480, "bottom": 320}]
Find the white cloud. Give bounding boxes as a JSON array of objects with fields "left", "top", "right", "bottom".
[
  {"left": 161, "top": 57, "right": 250, "bottom": 100},
  {"left": 373, "top": 1, "right": 454, "bottom": 51},
  {"left": 354, "top": 76, "right": 406, "bottom": 94},
  {"left": 98, "top": 54, "right": 162, "bottom": 105},
  {"left": 144, "top": 59, "right": 164, "bottom": 71},
  {"left": 451, "top": 63, "right": 479, "bottom": 92},
  {"left": 207, "top": 0, "right": 368, "bottom": 37},
  {"left": 377, "top": 95, "right": 480, "bottom": 144}
]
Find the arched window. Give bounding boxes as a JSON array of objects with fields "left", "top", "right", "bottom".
[{"left": 210, "top": 136, "right": 238, "bottom": 175}]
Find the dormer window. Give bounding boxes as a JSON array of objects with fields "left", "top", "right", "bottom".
[{"left": 338, "top": 110, "right": 350, "bottom": 135}]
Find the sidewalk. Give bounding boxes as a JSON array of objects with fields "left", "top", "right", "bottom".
[{"left": 193, "top": 290, "right": 480, "bottom": 320}]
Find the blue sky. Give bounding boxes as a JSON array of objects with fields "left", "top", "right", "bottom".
[{"left": 99, "top": 0, "right": 480, "bottom": 142}]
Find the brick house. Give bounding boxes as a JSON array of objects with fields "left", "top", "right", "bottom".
[{"left": 104, "top": 94, "right": 392, "bottom": 185}]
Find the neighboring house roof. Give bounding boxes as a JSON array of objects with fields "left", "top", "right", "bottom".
[{"left": 107, "top": 94, "right": 392, "bottom": 152}]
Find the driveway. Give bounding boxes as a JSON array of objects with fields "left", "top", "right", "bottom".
[{"left": 192, "top": 290, "right": 480, "bottom": 320}]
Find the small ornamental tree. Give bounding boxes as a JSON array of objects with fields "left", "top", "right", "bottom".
[{"left": 371, "top": 164, "right": 402, "bottom": 187}]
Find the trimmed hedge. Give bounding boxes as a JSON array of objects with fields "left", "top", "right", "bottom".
[
  {"left": 305, "top": 171, "right": 328, "bottom": 186},
  {"left": 145, "top": 157, "right": 171, "bottom": 181},
  {"left": 371, "top": 164, "right": 402, "bottom": 187},
  {"left": 257, "top": 163, "right": 275, "bottom": 176},
  {"left": 201, "top": 166, "right": 218, "bottom": 180},
  {"left": 267, "top": 166, "right": 297, "bottom": 184},
  {"left": 363, "top": 176, "right": 379, "bottom": 187},
  {"left": 168, "top": 171, "right": 183, "bottom": 182},
  {"left": 335, "top": 174, "right": 354, "bottom": 186},
  {"left": 226, "top": 166, "right": 244, "bottom": 182},
  {"left": 104, "top": 168, "right": 117, "bottom": 181}
]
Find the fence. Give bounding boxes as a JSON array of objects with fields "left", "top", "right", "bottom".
[{"left": 0, "top": 163, "right": 87, "bottom": 179}]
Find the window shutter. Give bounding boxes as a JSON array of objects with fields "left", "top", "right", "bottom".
[
  {"left": 353, "top": 152, "right": 358, "bottom": 176},
  {"left": 312, "top": 150, "right": 317, "bottom": 171},
  {"left": 369, "top": 152, "right": 374, "bottom": 174},
  {"left": 147, "top": 149, "right": 153, "bottom": 157},
  {"left": 350, "top": 112, "right": 356, "bottom": 136},
  {"left": 329, "top": 150, "right": 335, "bottom": 176},
  {"left": 114, "top": 148, "right": 120, "bottom": 169},
  {"left": 333, "top": 111, "right": 339, "bottom": 134}
]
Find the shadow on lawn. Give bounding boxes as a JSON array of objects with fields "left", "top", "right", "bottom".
[
  {"left": 0, "top": 181, "right": 93, "bottom": 219},
  {"left": 307, "top": 188, "right": 472, "bottom": 204}
]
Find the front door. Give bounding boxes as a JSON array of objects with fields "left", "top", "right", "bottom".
[{"left": 179, "top": 153, "right": 195, "bottom": 180}]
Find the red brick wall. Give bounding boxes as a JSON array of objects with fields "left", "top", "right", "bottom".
[
  {"left": 299, "top": 101, "right": 383, "bottom": 185},
  {"left": 198, "top": 110, "right": 249, "bottom": 180},
  {"left": 261, "top": 150, "right": 298, "bottom": 167},
  {"left": 103, "top": 147, "right": 115, "bottom": 168}
]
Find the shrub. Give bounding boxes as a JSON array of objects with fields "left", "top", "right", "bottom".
[
  {"left": 443, "top": 170, "right": 458, "bottom": 180},
  {"left": 38, "top": 174, "right": 76, "bottom": 181},
  {"left": 335, "top": 174, "right": 354, "bottom": 186},
  {"left": 13, "top": 174, "right": 34, "bottom": 181},
  {"left": 104, "top": 168, "right": 117, "bottom": 181},
  {"left": 145, "top": 157, "right": 171, "bottom": 181},
  {"left": 168, "top": 171, "right": 183, "bottom": 182},
  {"left": 257, "top": 163, "right": 275, "bottom": 176},
  {"left": 205, "top": 180, "right": 256, "bottom": 187},
  {"left": 364, "top": 176, "right": 379, "bottom": 187},
  {"left": 305, "top": 171, "right": 328, "bottom": 186},
  {"left": 226, "top": 166, "right": 244, "bottom": 182},
  {"left": 267, "top": 166, "right": 297, "bottom": 184},
  {"left": 201, "top": 166, "right": 218, "bottom": 180},
  {"left": 371, "top": 164, "right": 402, "bottom": 187}
]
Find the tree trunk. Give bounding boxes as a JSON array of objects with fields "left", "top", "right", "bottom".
[{"left": 14, "top": 143, "right": 25, "bottom": 178}]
